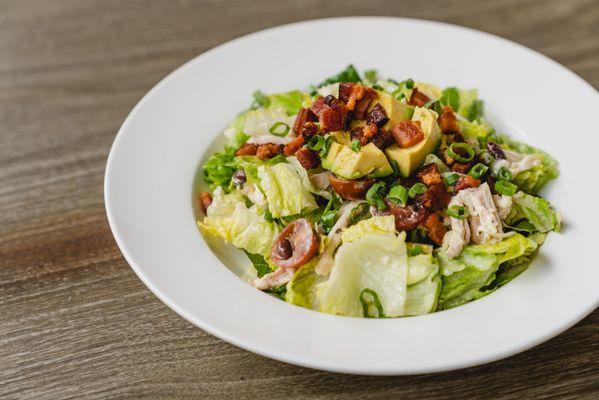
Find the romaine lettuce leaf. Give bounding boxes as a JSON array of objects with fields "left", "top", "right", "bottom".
[
  {"left": 341, "top": 215, "right": 396, "bottom": 243},
  {"left": 285, "top": 259, "right": 321, "bottom": 309},
  {"left": 198, "top": 188, "right": 279, "bottom": 257},
  {"left": 317, "top": 233, "right": 409, "bottom": 317},
  {"left": 460, "top": 119, "right": 492, "bottom": 139},
  {"left": 316, "top": 64, "right": 361, "bottom": 87},
  {"left": 436, "top": 233, "right": 537, "bottom": 309},
  {"left": 405, "top": 253, "right": 441, "bottom": 316},
  {"left": 269, "top": 90, "right": 309, "bottom": 116},
  {"left": 496, "top": 134, "right": 559, "bottom": 194},
  {"left": 257, "top": 163, "right": 318, "bottom": 218},
  {"left": 507, "top": 191, "right": 560, "bottom": 233},
  {"left": 243, "top": 107, "right": 296, "bottom": 137}
]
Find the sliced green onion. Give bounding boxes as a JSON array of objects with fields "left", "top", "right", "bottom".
[
  {"left": 446, "top": 143, "right": 475, "bottom": 163},
  {"left": 366, "top": 181, "right": 387, "bottom": 210},
  {"left": 350, "top": 140, "right": 361, "bottom": 153},
  {"left": 447, "top": 205, "right": 469, "bottom": 220},
  {"left": 444, "top": 173, "right": 460, "bottom": 186},
  {"left": 407, "top": 245, "right": 423, "bottom": 257},
  {"left": 269, "top": 122, "right": 290, "bottom": 137},
  {"left": 251, "top": 90, "right": 271, "bottom": 109},
  {"left": 468, "top": 163, "right": 489, "bottom": 179},
  {"left": 497, "top": 166, "right": 513, "bottom": 181},
  {"left": 494, "top": 179, "right": 517, "bottom": 196},
  {"left": 408, "top": 183, "right": 428, "bottom": 198},
  {"left": 404, "top": 78, "right": 415, "bottom": 89},
  {"left": 364, "top": 69, "right": 378, "bottom": 83},
  {"left": 387, "top": 184, "right": 408, "bottom": 207},
  {"left": 359, "top": 288, "right": 385, "bottom": 318}
]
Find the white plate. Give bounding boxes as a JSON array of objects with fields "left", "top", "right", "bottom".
[{"left": 105, "top": 17, "right": 599, "bottom": 375}]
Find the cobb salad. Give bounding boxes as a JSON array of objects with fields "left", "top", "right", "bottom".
[{"left": 196, "top": 65, "right": 560, "bottom": 318}]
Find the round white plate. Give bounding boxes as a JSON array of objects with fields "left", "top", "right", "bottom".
[{"left": 105, "top": 17, "right": 599, "bottom": 375}]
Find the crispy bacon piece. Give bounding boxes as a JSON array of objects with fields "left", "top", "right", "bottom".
[
  {"left": 199, "top": 192, "right": 212, "bottom": 214},
  {"left": 362, "top": 123, "right": 378, "bottom": 144},
  {"left": 438, "top": 106, "right": 460, "bottom": 134},
  {"left": 293, "top": 108, "right": 317, "bottom": 135},
  {"left": 384, "top": 201, "right": 428, "bottom": 232},
  {"left": 296, "top": 147, "right": 320, "bottom": 169},
  {"left": 283, "top": 136, "right": 305, "bottom": 156},
  {"left": 235, "top": 143, "right": 258, "bottom": 156},
  {"left": 455, "top": 175, "right": 481, "bottom": 192},
  {"left": 451, "top": 162, "right": 472, "bottom": 173},
  {"left": 338, "top": 83, "right": 376, "bottom": 119},
  {"left": 256, "top": 143, "right": 283, "bottom": 160},
  {"left": 408, "top": 87, "right": 431, "bottom": 107},
  {"left": 328, "top": 175, "right": 375, "bottom": 200},
  {"left": 371, "top": 129, "right": 395, "bottom": 150},
  {"left": 416, "top": 163, "right": 442, "bottom": 186},
  {"left": 366, "top": 103, "right": 389, "bottom": 128},
  {"left": 391, "top": 120, "right": 425, "bottom": 148},
  {"left": 417, "top": 183, "right": 451, "bottom": 212},
  {"left": 423, "top": 212, "right": 447, "bottom": 246},
  {"left": 310, "top": 97, "right": 346, "bottom": 132},
  {"left": 271, "top": 219, "right": 319, "bottom": 269},
  {"left": 301, "top": 121, "right": 319, "bottom": 141}
]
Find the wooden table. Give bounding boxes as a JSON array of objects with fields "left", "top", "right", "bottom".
[{"left": 1, "top": 0, "right": 597, "bottom": 398}]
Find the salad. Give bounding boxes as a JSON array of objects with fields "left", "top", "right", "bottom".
[{"left": 196, "top": 65, "right": 560, "bottom": 318}]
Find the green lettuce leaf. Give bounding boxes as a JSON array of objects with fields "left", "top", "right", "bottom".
[
  {"left": 317, "top": 233, "right": 409, "bottom": 317},
  {"left": 317, "top": 64, "right": 361, "bottom": 87},
  {"left": 198, "top": 188, "right": 279, "bottom": 257},
  {"left": 436, "top": 233, "right": 538, "bottom": 310},
  {"left": 496, "top": 134, "right": 559, "bottom": 194},
  {"left": 460, "top": 119, "right": 493, "bottom": 139},
  {"left": 341, "top": 215, "right": 396, "bottom": 244},
  {"left": 269, "top": 90, "right": 309, "bottom": 116},
  {"left": 404, "top": 253, "right": 441, "bottom": 316},
  {"left": 257, "top": 163, "right": 318, "bottom": 218},
  {"left": 507, "top": 191, "right": 560, "bottom": 233},
  {"left": 285, "top": 259, "right": 321, "bottom": 309},
  {"left": 243, "top": 251, "right": 274, "bottom": 278}
]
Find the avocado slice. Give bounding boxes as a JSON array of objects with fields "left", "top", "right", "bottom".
[
  {"left": 323, "top": 141, "right": 393, "bottom": 179},
  {"left": 385, "top": 107, "right": 441, "bottom": 177},
  {"left": 351, "top": 89, "right": 413, "bottom": 130}
]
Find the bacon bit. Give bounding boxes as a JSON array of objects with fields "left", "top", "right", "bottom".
[
  {"left": 408, "top": 87, "right": 431, "bottom": 107},
  {"left": 371, "top": 129, "right": 395, "bottom": 150},
  {"left": 309, "top": 97, "right": 328, "bottom": 117},
  {"left": 362, "top": 123, "right": 378, "bottom": 144},
  {"left": 423, "top": 212, "right": 447, "bottom": 246},
  {"left": 366, "top": 103, "right": 389, "bottom": 127},
  {"left": 328, "top": 175, "right": 375, "bottom": 200},
  {"left": 338, "top": 83, "right": 376, "bottom": 119},
  {"left": 283, "top": 136, "right": 305, "bottom": 156},
  {"left": 293, "top": 108, "right": 316, "bottom": 135},
  {"left": 438, "top": 106, "right": 460, "bottom": 134},
  {"left": 301, "top": 121, "right": 319, "bottom": 141},
  {"left": 310, "top": 96, "right": 347, "bottom": 132},
  {"left": 235, "top": 143, "right": 258, "bottom": 156},
  {"left": 353, "top": 96, "right": 373, "bottom": 120},
  {"left": 416, "top": 163, "right": 442, "bottom": 186},
  {"left": 391, "top": 120, "right": 425, "bottom": 148},
  {"left": 199, "top": 192, "right": 212, "bottom": 214},
  {"left": 295, "top": 147, "right": 320, "bottom": 169},
  {"left": 256, "top": 143, "right": 283, "bottom": 160},
  {"left": 350, "top": 127, "right": 363, "bottom": 143},
  {"left": 417, "top": 183, "right": 451, "bottom": 212},
  {"left": 451, "top": 162, "right": 472, "bottom": 173},
  {"left": 455, "top": 175, "right": 481, "bottom": 192},
  {"left": 384, "top": 201, "right": 427, "bottom": 231}
]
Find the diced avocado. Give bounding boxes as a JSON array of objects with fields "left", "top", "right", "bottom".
[
  {"left": 322, "top": 142, "right": 393, "bottom": 179},
  {"left": 385, "top": 107, "right": 441, "bottom": 177},
  {"left": 351, "top": 89, "right": 413, "bottom": 130},
  {"left": 331, "top": 131, "right": 351, "bottom": 145}
]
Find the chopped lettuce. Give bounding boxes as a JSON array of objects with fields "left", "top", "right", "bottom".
[
  {"left": 461, "top": 119, "right": 493, "bottom": 139},
  {"left": 317, "top": 64, "right": 361, "bottom": 88},
  {"left": 198, "top": 188, "right": 279, "bottom": 257},
  {"left": 269, "top": 90, "right": 309, "bottom": 116},
  {"left": 507, "top": 191, "right": 560, "bottom": 233},
  {"left": 317, "top": 233, "right": 409, "bottom": 317},
  {"left": 243, "top": 107, "right": 296, "bottom": 138},
  {"left": 496, "top": 134, "right": 559, "bottom": 194},
  {"left": 405, "top": 253, "right": 441, "bottom": 316},
  {"left": 285, "top": 259, "right": 321, "bottom": 309},
  {"left": 436, "top": 233, "right": 537, "bottom": 310},
  {"left": 257, "top": 163, "right": 317, "bottom": 218},
  {"left": 244, "top": 251, "right": 274, "bottom": 278},
  {"left": 341, "top": 215, "right": 396, "bottom": 243}
]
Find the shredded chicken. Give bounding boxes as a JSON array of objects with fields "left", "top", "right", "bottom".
[
  {"left": 253, "top": 267, "right": 296, "bottom": 290},
  {"left": 493, "top": 194, "right": 513, "bottom": 221},
  {"left": 442, "top": 195, "right": 471, "bottom": 258},
  {"left": 315, "top": 201, "right": 359, "bottom": 276},
  {"left": 493, "top": 150, "right": 543, "bottom": 177},
  {"left": 461, "top": 183, "right": 504, "bottom": 245}
]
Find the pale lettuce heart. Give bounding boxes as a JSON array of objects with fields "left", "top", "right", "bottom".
[
  {"left": 198, "top": 187, "right": 278, "bottom": 257},
  {"left": 317, "top": 233, "right": 409, "bottom": 317},
  {"left": 341, "top": 216, "right": 396, "bottom": 244},
  {"left": 257, "top": 163, "right": 317, "bottom": 218},
  {"left": 405, "top": 254, "right": 441, "bottom": 316},
  {"left": 243, "top": 107, "right": 296, "bottom": 138},
  {"left": 508, "top": 191, "right": 560, "bottom": 232}
]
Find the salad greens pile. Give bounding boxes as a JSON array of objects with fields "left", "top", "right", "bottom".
[{"left": 196, "top": 65, "right": 560, "bottom": 318}]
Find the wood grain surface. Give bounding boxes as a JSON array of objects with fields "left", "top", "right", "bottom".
[{"left": 1, "top": 0, "right": 598, "bottom": 398}]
